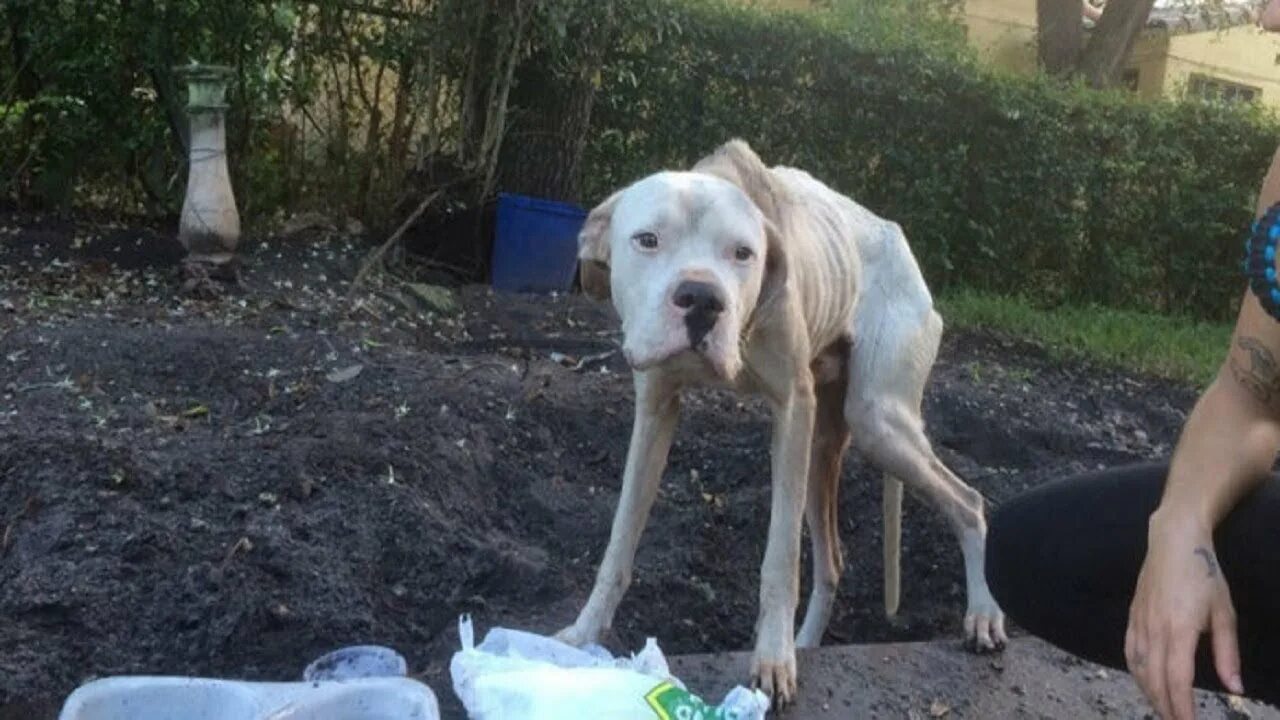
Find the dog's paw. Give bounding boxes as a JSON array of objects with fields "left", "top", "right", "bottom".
[
  {"left": 751, "top": 654, "right": 797, "bottom": 708},
  {"left": 553, "top": 622, "right": 599, "bottom": 648},
  {"left": 962, "top": 600, "right": 1008, "bottom": 654},
  {"left": 750, "top": 637, "right": 797, "bottom": 707}
]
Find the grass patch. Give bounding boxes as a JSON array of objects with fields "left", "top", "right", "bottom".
[{"left": 936, "top": 289, "right": 1232, "bottom": 387}]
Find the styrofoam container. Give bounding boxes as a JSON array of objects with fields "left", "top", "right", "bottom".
[{"left": 57, "top": 675, "right": 439, "bottom": 720}]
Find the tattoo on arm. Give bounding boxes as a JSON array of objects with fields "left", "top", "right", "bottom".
[
  {"left": 1193, "top": 546, "right": 1219, "bottom": 579},
  {"left": 1229, "top": 336, "right": 1280, "bottom": 405}
]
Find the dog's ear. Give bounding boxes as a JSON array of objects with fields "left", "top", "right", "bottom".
[
  {"left": 577, "top": 191, "right": 622, "bottom": 301},
  {"left": 756, "top": 217, "right": 789, "bottom": 315}
]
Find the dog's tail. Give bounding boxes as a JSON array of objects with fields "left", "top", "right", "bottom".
[{"left": 883, "top": 474, "right": 903, "bottom": 618}]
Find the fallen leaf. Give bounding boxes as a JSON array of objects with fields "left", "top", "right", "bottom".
[
  {"left": 551, "top": 349, "right": 616, "bottom": 372},
  {"left": 406, "top": 283, "right": 459, "bottom": 314},
  {"left": 929, "top": 700, "right": 951, "bottom": 718},
  {"left": 573, "top": 349, "right": 616, "bottom": 370},
  {"left": 326, "top": 364, "right": 364, "bottom": 383},
  {"left": 183, "top": 405, "right": 209, "bottom": 418},
  {"left": 221, "top": 536, "right": 253, "bottom": 566}
]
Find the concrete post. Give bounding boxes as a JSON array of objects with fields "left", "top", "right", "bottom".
[{"left": 176, "top": 63, "right": 240, "bottom": 267}]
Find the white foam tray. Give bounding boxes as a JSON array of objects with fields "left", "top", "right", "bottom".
[{"left": 58, "top": 675, "right": 439, "bottom": 720}]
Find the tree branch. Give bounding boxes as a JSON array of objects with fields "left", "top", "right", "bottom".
[
  {"left": 346, "top": 188, "right": 443, "bottom": 302},
  {"left": 1079, "top": 0, "right": 1155, "bottom": 88},
  {"left": 1037, "top": 0, "right": 1083, "bottom": 77}
]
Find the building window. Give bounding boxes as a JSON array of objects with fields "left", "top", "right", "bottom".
[
  {"left": 1187, "top": 73, "right": 1260, "bottom": 104},
  {"left": 1121, "top": 68, "right": 1140, "bottom": 92}
]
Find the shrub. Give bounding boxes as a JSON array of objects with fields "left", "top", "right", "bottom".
[
  {"left": 3, "top": 0, "right": 1274, "bottom": 321},
  {"left": 585, "top": 0, "right": 1277, "bottom": 321}
]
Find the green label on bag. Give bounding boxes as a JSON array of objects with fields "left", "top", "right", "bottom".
[{"left": 644, "top": 681, "right": 740, "bottom": 720}]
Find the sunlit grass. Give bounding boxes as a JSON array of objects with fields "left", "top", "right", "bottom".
[{"left": 937, "top": 288, "right": 1231, "bottom": 387}]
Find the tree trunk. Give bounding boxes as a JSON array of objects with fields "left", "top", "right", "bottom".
[
  {"left": 496, "top": 3, "right": 617, "bottom": 203},
  {"left": 459, "top": 1, "right": 495, "bottom": 166},
  {"left": 1079, "top": 0, "right": 1155, "bottom": 88},
  {"left": 497, "top": 54, "right": 602, "bottom": 203},
  {"left": 6, "top": 0, "right": 41, "bottom": 100},
  {"left": 1036, "top": 0, "right": 1082, "bottom": 77}
]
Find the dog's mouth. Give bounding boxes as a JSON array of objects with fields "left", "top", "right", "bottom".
[
  {"left": 623, "top": 345, "right": 685, "bottom": 372},
  {"left": 624, "top": 341, "right": 736, "bottom": 380}
]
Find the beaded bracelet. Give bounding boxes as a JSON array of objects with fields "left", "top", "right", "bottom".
[{"left": 1244, "top": 201, "right": 1280, "bottom": 320}]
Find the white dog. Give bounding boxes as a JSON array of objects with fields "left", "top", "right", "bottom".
[{"left": 557, "top": 140, "right": 1006, "bottom": 703}]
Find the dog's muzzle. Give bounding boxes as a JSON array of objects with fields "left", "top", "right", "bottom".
[{"left": 672, "top": 280, "right": 725, "bottom": 349}]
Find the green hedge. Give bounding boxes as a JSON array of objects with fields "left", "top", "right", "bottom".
[
  {"left": 0, "top": 1, "right": 297, "bottom": 215},
  {"left": 585, "top": 0, "right": 1278, "bottom": 322},
  {"left": 5, "top": 0, "right": 1275, "bottom": 322}
]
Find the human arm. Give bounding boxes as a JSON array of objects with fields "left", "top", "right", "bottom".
[{"left": 1125, "top": 145, "right": 1280, "bottom": 720}]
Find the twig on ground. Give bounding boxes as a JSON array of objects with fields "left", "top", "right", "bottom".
[
  {"left": 346, "top": 189, "right": 443, "bottom": 305},
  {"left": 404, "top": 255, "right": 473, "bottom": 281},
  {"left": 16, "top": 378, "right": 75, "bottom": 393},
  {"left": 1, "top": 496, "right": 41, "bottom": 558}
]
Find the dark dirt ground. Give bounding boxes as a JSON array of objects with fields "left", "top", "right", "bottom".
[
  {"left": 0, "top": 211, "right": 1217, "bottom": 718},
  {"left": 674, "top": 637, "right": 1280, "bottom": 719}
]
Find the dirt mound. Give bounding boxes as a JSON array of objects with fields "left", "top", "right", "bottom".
[{"left": 0, "top": 213, "right": 1198, "bottom": 716}]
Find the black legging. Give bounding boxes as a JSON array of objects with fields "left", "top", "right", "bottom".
[{"left": 986, "top": 461, "right": 1280, "bottom": 707}]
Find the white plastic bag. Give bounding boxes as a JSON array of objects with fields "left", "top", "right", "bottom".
[{"left": 450, "top": 615, "right": 769, "bottom": 720}]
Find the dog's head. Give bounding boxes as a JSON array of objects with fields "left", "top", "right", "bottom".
[{"left": 577, "top": 144, "right": 788, "bottom": 381}]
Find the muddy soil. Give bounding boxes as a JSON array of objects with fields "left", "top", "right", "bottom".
[{"left": 0, "top": 212, "right": 1199, "bottom": 717}]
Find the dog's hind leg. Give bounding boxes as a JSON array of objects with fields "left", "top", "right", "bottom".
[
  {"left": 556, "top": 371, "right": 681, "bottom": 647},
  {"left": 847, "top": 310, "right": 1007, "bottom": 652},
  {"left": 796, "top": 356, "right": 850, "bottom": 649}
]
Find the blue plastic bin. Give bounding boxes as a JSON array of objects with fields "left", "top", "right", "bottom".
[{"left": 490, "top": 192, "right": 588, "bottom": 293}]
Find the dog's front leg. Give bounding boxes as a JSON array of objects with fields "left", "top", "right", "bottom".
[
  {"left": 752, "top": 381, "right": 816, "bottom": 705},
  {"left": 556, "top": 371, "right": 680, "bottom": 647}
]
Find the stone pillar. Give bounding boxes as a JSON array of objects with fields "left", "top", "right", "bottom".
[{"left": 176, "top": 63, "right": 240, "bottom": 271}]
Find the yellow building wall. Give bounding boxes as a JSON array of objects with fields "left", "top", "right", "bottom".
[
  {"left": 1128, "top": 33, "right": 1171, "bottom": 100},
  {"left": 963, "top": 0, "right": 1280, "bottom": 110},
  {"left": 964, "top": 0, "right": 1039, "bottom": 76},
  {"left": 1164, "top": 25, "right": 1280, "bottom": 109}
]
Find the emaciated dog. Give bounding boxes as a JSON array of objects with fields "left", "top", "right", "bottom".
[{"left": 557, "top": 140, "right": 1007, "bottom": 703}]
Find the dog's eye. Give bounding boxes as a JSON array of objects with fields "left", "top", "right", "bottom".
[
  {"left": 734, "top": 246, "right": 755, "bottom": 262},
  {"left": 634, "top": 232, "right": 659, "bottom": 251}
]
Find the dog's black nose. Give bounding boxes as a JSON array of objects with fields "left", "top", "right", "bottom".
[{"left": 673, "top": 280, "right": 725, "bottom": 348}]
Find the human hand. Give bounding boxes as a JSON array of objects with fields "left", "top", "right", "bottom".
[{"left": 1125, "top": 511, "right": 1242, "bottom": 720}]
